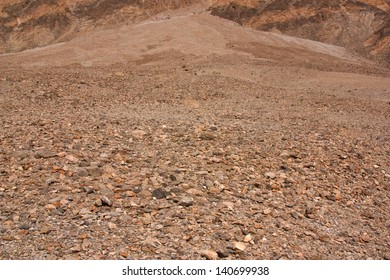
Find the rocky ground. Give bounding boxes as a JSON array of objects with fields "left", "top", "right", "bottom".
[{"left": 0, "top": 9, "right": 389, "bottom": 260}]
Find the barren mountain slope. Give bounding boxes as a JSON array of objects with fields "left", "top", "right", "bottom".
[
  {"left": 0, "top": 6, "right": 390, "bottom": 260},
  {"left": 0, "top": 0, "right": 208, "bottom": 53},
  {"left": 210, "top": 0, "right": 390, "bottom": 65},
  {"left": 1, "top": 0, "right": 390, "bottom": 65},
  {"left": 0, "top": 12, "right": 370, "bottom": 69}
]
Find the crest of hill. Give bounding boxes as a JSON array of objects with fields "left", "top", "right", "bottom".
[
  {"left": 1, "top": 0, "right": 389, "bottom": 65},
  {"left": 0, "top": 0, "right": 206, "bottom": 53}
]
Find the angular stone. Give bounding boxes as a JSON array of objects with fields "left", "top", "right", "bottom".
[
  {"left": 76, "top": 168, "right": 89, "bottom": 177},
  {"left": 217, "top": 250, "right": 230, "bottom": 258},
  {"left": 179, "top": 197, "right": 194, "bottom": 207},
  {"left": 86, "top": 166, "right": 102, "bottom": 177},
  {"left": 199, "top": 132, "right": 215, "bottom": 140},
  {"left": 100, "top": 196, "right": 113, "bottom": 207},
  {"left": 132, "top": 130, "right": 147, "bottom": 139},
  {"left": 232, "top": 242, "right": 247, "bottom": 251},
  {"left": 244, "top": 234, "right": 252, "bottom": 242},
  {"left": 65, "top": 155, "right": 79, "bottom": 162},
  {"left": 265, "top": 172, "right": 276, "bottom": 179},
  {"left": 94, "top": 198, "right": 103, "bottom": 207},
  {"left": 35, "top": 150, "right": 56, "bottom": 159},
  {"left": 201, "top": 249, "right": 218, "bottom": 260},
  {"left": 79, "top": 208, "right": 90, "bottom": 215},
  {"left": 263, "top": 208, "right": 272, "bottom": 215},
  {"left": 39, "top": 227, "right": 52, "bottom": 234},
  {"left": 152, "top": 188, "right": 167, "bottom": 199}
]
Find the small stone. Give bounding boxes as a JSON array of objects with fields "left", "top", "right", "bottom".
[
  {"left": 70, "top": 245, "right": 82, "bottom": 253},
  {"left": 254, "top": 223, "right": 263, "bottom": 229},
  {"left": 152, "top": 188, "right": 167, "bottom": 199},
  {"left": 138, "top": 190, "right": 152, "bottom": 198},
  {"left": 208, "top": 187, "right": 221, "bottom": 194},
  {"left": 199, "top": 132, "right": 215, "bottom": 140},
  {"left": 15, "top": 150, "right": 30, "bottom": 160},
  {"left": 305, "top": 202, "right": 315, "bottom": 215},
  {"left": 179, "top": 197, "right": 194, "bottom": 207},
  {"left": 35, "top": 150, "right": 56, "bottom": 159},
  {"left": 265, "top": 172, "right": 276, "bottom": 179},
  {"left": 46, "top": 178, "right": 58, "bottom": 186},
  {"left": 102, "top": 165, "right": 115, "bottom": 175},
  {"left": 182, "top": 235, "right": 191, "bottom": 241},
  {"left": 326, "top": 194, "right": 336, "bottom": 202},
  {"left": 217, "top": 250, "right": 229, "bottom": 258},
  {"left": 3, "top": 220, "right": 14, "bottom": 228},
  {"left": 19, "top": 230, "right": 29, "bottom": 236},
  {"left": 100, "top": 153, "right": 109, "bottom": 159},
  {"left": 126, "top": 191, "right": 136, "bottom": 197},
  {"left": 186, "top": 188, "right": 204, "bottom": 196},
  {"left": 79, "top": 234, "right": 88, "bottom": 240},
  {"left": 83, "top": 186, "right": 94, "bottom": 194},
  {"left": 65, "top": 155, "right": 79, "bottom": 162},
  {"left": 39, "top": 227, "right": 52, "bottom": 234},
  {"left": 119, "top": 250, "right": 129, "bottom": 258},
  {"left": 280, "top": 151, "right": 290, "bottom": 158},
  {"left": 304, "top": 231, "right": 317, "bottom": 238},
  {"left": 243, "top": 234, "right": 252, "bottom": 243},
  {"left": 205, "top": 180, "right": 214, "bottom": 188},
  {"left": 2, "top": 235, "right": 15, "bottom": 241},
  {"left": 100, "top": 196, "right": 113, "bottom": 207},
  {"left": 76, "top": 168, "right": 89, "bottom": 177},
  {"left": 360, "top": 234, "right": 371, "bottom": 243},
  {"left": 44, "top": 204, "right": 56, "bottom": 210},
  {"left": 291, "top": 212, "right": 299, "bottom": 219},
  {"left": 201, "top": 250, "right": 218, "bottom": 260},
  {"left": 19, "top": 224, "right": 30, "bottom": 230},
  {"left": 79, "top": 162, "right": 89, "bottom": 168},
  {"left": 100, "top": 187, "right": 114, "bottom": 197},
  {"left": 79, "top": 208, "right": 90, "bottom": 215},
  {"left": 132, "top": 130, "right": 147, "bottom": 139},
  {"left": 82, "top": 239, "right": 92, "bottom": 250},
  {"left": 223, "top": 201, "right": 234, "bottom": 211},
  {"left": 143, "top": 236, "right": 161, "bottom": 247},
  {"left": 319, "top": 235, "right": 331, "bottom": 242},
  {"left": 115, "top": 71, "right": 125, "bottom": 77},
  {"left": 108, "top": 222, "right": 117, "bottom": 230},
  {"left": 334, "top": 190, "right": 342, "bottom": 200},
  {"left": 232, "top": 242, "right": 247, "bottom": 251},
  {"left": 94, "top": 198, "right": 103, "bottom": 207},
  {"left": 86, "top": 166, "right": 102, "bottom": 177},
  {"left": 215, "top": 171, "right": 224, "bottom": 181},
  {"left": 263, "top": 208, "right": 272, "bottom": 215}
]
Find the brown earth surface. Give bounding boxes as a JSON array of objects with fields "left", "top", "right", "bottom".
[{"left": 0, "top": 5, "right": 390, "bottom": 260}]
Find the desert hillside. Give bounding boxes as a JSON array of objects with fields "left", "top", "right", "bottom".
[
  {"left": 210, "top": 0, "right": 390, "bottom": 65},
  {"left": 0, "top": 2, "right": 389, "bottom": 260},
  {"left": 0, "top": 0, "right": 206, "bottom": 53},
  {"left": 1, "top": 0, "right": 389, "bottom": 65}
]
